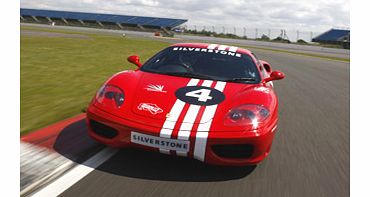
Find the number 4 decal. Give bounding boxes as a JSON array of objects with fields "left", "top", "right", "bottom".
[
  {"left": 185, "top": 89, "right": 213, "bottom": 102},
  {"left": 175, "top": 86, "right": 225, "bottom": 106}
]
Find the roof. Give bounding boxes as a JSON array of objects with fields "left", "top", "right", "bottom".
[
  {"left": 312, "top": 29, "right": 350, "bottom": 42},
  {"left": 20, "top": 8, "right": 188, "bottom": 28},
  {"left": 170, "top": 43, "right": 253, "bottom": 56}
]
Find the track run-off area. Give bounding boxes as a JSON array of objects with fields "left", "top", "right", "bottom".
[{"left": 21, "top": 24, "right": 349, "bottom": 197}]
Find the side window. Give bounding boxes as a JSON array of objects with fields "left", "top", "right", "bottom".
[
  {"left": 251, "top": 52, "right": 258, "bottom": 59},
  {"left": 252, "top": 53, "right": 261, "bottom": 68},
  {"left": 252, "top": 53, "right": 268, "bottom": 78}
]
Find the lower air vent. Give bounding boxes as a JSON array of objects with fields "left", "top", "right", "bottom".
[{"left": 90, "top": 120, "right": 118, "bottom": 139}]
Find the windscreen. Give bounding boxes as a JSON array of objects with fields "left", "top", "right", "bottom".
[{"left": 140, "top": 46, "right": 261, "bottom": 83}]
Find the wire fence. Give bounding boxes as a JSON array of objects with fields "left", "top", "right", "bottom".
[{"left": 182, "top": 25, "right": 322, "bottom": 43}]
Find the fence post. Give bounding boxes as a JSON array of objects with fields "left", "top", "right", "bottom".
[
  {"left": 297, "top": 30, "right": 300, "bottom": 41},
  {"left": 268, "top": 29, "right": 271, "bottom": 39}
]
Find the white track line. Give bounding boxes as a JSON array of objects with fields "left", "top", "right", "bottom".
[{"left": 31, "top": 147, "right": 118, "bottom": 197}]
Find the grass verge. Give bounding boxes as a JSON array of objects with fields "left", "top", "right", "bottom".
[{"left": 21, "top": 29, "right": 170, "bottom": 135}]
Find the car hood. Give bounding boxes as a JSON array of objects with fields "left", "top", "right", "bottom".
[
  {"left": 104, "top": 71, "right": 261, "bottom": 130},
  {"left": 131, "top": 72, "right": 251, "bottom": 124}
]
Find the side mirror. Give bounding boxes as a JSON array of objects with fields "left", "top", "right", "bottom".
[
  {"left": 127, "top": 55, "right": 142, "bottom": 67},
  {"left": 262, "top": 70, "right": 285, "bottom": 83}
]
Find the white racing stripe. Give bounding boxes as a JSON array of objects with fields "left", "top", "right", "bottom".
[
  {"left": 207, "top": 44, "right": 238, "bottom": 52},
  {"left": 159, "top": 100, "right": 185, "bottom": 139},
  {"left": 176, "top": 105, "right": 201, "bottom": 140},
  {"left": 176, "top": 80, "right": 213, "bottom": 156},
  {"left": 159, "top": 78, "right": 199, "bottom": 154},
  {"left": 207, "top": 44, "right": 218, "bottom": 49},
  {"left": 31, "top": 147, "right": 117, "bottom": 197},
  {"left": 193, "top": 81, "right": 226, "bottom": 161},
  {"left": 228, "top": 46, "right": 238, "bottom": 52},
  {"left": 272, "top": 125, "right": 277, "bottom": 132},
  {"left": 217, "top": 45, "right": 228, "bottom": 50}
]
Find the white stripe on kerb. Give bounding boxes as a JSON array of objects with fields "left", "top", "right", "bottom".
[
  {"left": 228, "top": 46, "right": 238, "bottom": 52},
  {"left": 176, "top": 80, "right": 213, "bottom": 156},
  {"left": 207, "top": 44, "right": 218, "bottom": 49},
  {"left": 193, "top": 81, "right": 226, "bottom": 161},
  {"left": 159, "top": 78, "right": 199, "bottom": 154},
  {"left": 217, "top": 45, "right": 227, "bottom": 50},
  {"left": 31, "top": 148, "right": 117, "bottom": 197}
]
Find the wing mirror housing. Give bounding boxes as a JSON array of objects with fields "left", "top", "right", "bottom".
[
  {"left": 262, "top": 70, "right": 285, "bottom": 83},
  {"left": 259, "top": 60, "right": 272, "bottom": 74},
  {"left": 127, "top": 55, "right": 142, "bottom": 67}
]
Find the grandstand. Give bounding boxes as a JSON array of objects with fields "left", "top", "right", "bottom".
[
  {"left": 312, "top": 29, "right": 350, "bottom": 49},
  {"left": 20, "top": 8, "right": 188, "bottom": 34}
]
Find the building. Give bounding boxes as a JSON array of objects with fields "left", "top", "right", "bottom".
[
  {"left": 20, "top": 8, "right": 188, "bottom": 34},
  {"left": 312, "top": 29, "right": 350, "bottom": 49}
]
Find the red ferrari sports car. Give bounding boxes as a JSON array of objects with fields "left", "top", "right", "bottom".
[{"left": 87, "top": 43, "right": 285, "bottom": 166}]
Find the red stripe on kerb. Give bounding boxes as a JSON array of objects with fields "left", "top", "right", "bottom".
[{"left": 21, "top": 113, "right": 86, "bottom": 149}]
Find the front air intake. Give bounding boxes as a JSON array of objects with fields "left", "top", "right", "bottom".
[
  {"left": 90, "top": 120, "right": 118, "bottom": 139},
  {"left": 212, "top": 144, "right": 254, "bottom": 159}
]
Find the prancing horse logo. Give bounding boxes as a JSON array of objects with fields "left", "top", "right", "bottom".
[{"left": 137, "top": 103, "right": 163, "bottom": 115}]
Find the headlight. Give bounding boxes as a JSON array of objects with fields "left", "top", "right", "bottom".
[
  {"left": 95, "top": 85, "right": 124, "bottom": 108},
  {"left": 224, "top": 104, "right": 270, "bottom": 129}
]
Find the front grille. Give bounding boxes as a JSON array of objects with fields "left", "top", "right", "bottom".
[
  {"left": 212, "top": 144, "right": 254, "bottom": 159},
  {"left": 90, "top": 120, "right": 118, "bottom": 139}
]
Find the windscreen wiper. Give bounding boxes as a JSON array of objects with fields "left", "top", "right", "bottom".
[
  {"left": 224, "top": 77, "right": 257, "bottom": 82},
  {"left": 162, "top": 71, "right": 216, "bottom": 80}
]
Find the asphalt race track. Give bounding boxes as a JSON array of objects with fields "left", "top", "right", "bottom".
[
  {"left": 22, "top": 24, "right": 349, "bottom": 197},
  {"left": 22, "top": 23, "right": 349, "bottom": 60}
]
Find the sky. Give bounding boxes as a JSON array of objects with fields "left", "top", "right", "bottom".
[{"left": 20, "top": 0, "right": 349, "bottom": 33}]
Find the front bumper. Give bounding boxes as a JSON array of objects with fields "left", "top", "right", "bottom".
[{"left": 87, "top": 105, "right": 277, "bottom": 166}]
